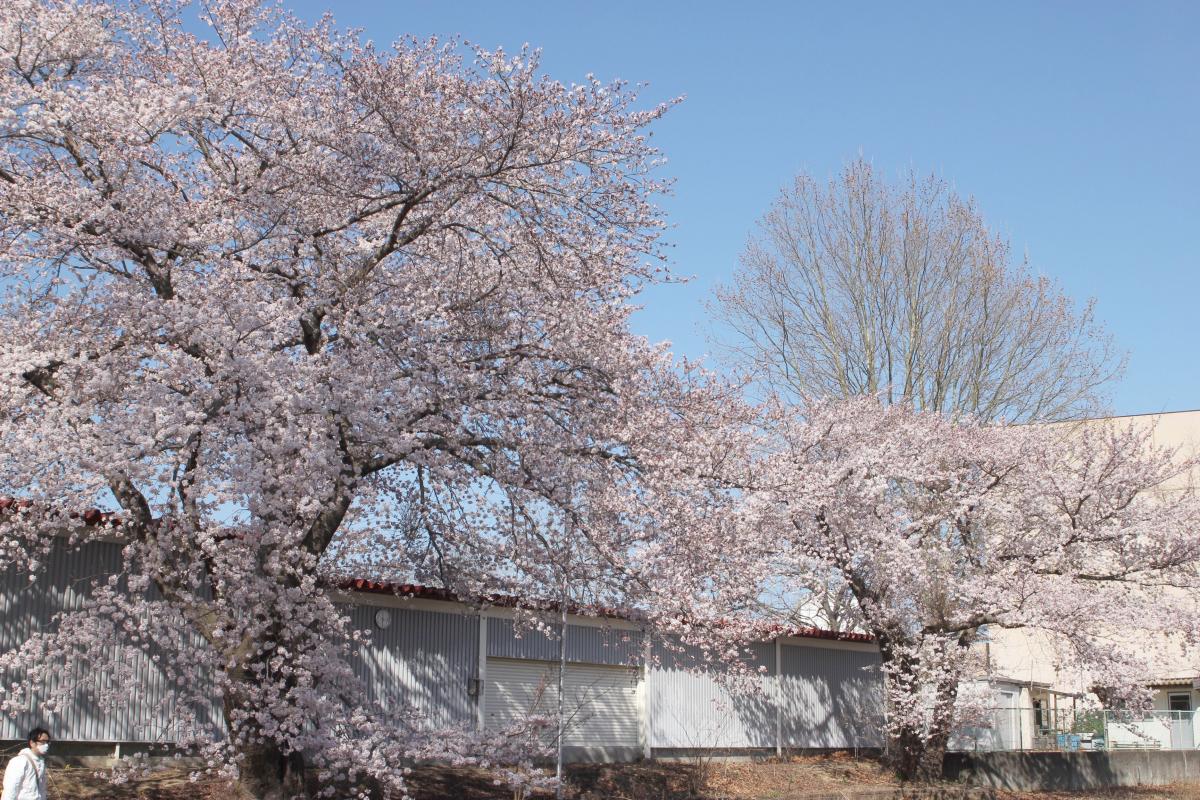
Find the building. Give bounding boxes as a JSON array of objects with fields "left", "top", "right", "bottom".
[
  {"left": 8, "top": 411, "right": 1195, "bottom": 760},
  {"left": 1, "top": 539, "right": 884, "bottom": 760},
  {"left": 984, "top": 409, "right": 1200, "bottom": 749}
]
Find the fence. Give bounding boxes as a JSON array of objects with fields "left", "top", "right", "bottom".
[
  {"left": 952, "top": 708, "right": 1199, "bottom": 753},
  {"left": 1105, "top": 710, "right": 1197, "bottom": 750}
]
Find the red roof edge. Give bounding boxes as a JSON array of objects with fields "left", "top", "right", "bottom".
[
  {"left": 0, "top": 499, "right": 122, "bottom": 527},
  {"left": 781, "top": 625, "right": 875, "bottom": 643},
  {"left": 335, "top": 577, "right": 635, "bottom": 621},
  {"left": 340, "top": 578, "right": 460, "bottom": 603}
]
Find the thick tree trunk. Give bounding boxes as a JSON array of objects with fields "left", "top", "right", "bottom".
[
  {"left": 889, "top": 726, "right": 926, "bottom": 782},
  {"left": 223, "top": 668, "right": 310, "bottom": 800},
  {"left": 888, "top": 723, "right": 952, "bottom": 782},
  {"left": 237, "top": 741, "right": 307, "bottom": 800},
  {"left": 877, "top": 635, "right": 961, "bottom": 783}
]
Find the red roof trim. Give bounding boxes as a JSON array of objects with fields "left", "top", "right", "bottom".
[
  {"left": 0, "top": 499, "right": 122, "bottom": 527},
  {"left": 337, "top": 578, "right": 635, "bottom": 620},
  {"left": 341, "top": 578, "right": 460, "bottom": 603},
  {"left": 781, "top": 626, "right": 875, "bottom": 643},
  {"left": 748, "top": 619, "right": 875, "bottom": 643}
]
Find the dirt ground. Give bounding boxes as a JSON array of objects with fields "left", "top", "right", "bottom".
[
  {"left": 695, "top": 751, "right": 898, "bottom": 797},
  {"left": 41, "top": 754, "right": 1200, "bottom": 800},
  {"left": 1000, "top": 789, "right": 1200, "bottom": 800}
]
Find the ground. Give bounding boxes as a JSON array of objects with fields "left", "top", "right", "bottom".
[{"left": 41, "top": 754, "right": 1200, "bottom": 800}]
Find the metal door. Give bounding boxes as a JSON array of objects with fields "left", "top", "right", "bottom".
[
  {"left": 1168, "top": 694, "right": 1194, "bottom": 750},
  {"left": 996, "top": 691, "right": 1019, "bottom": 750}
]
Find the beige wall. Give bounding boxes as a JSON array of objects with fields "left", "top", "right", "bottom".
[
  {"left": 985, "top": 409, "right": 1200, "bottom": 698},
  {"left": 985, "top": 628, "right": 1092, "bottom": 695},
  {"left": 1128, "top": 408, "right": 1200, "bottom": 494},
  {"left": 1152, "top": 687, "right": 1199, "bottom": 712}
]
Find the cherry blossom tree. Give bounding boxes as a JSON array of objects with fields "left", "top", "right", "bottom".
[
  {"left": 737, "top": 397, "right": 1200, "bottom": 780},
  {"left": 0, "top": 1, "right": 751, "bottom": 796}
]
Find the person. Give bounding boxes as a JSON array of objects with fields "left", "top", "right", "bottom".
[{"left": 1, "top": 728, "right": 50, "bottom": 800}]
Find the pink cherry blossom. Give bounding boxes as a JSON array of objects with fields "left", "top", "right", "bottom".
[
  {"left": 0, "top": 2, "right": 753, "bottom": 796},
  {"left": 722, "top": 396, "right": 1200, "bottom": 779}
]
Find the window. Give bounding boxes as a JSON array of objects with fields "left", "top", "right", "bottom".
[{"left": 1168, "top": 693, "right": 1192, "bottom": 712}]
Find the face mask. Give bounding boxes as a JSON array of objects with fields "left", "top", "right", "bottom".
[{"left": 33, "top": 743, "right": 49, "bottom": 756}]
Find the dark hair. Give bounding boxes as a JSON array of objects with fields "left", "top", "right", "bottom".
[{"left": 26, "top": 728, "right": 50, "bottom": 745}]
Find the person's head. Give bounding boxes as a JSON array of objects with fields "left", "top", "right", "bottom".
[{"left": 26, "top": 728, "right": 50, "bottom": 756}]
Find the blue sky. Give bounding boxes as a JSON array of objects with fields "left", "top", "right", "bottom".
[{"left": 287, "top": 1, "right": 1199, "bottom": 415}]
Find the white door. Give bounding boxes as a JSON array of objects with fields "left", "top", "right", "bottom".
[
  {"left": 996, "top": 691, "right": 1019, "bottom": 750},
  {"left": 1169, "top": 694, "right": 1194, "bottom": 750},
  {"left": 561, "top": 662, "right": 641, "bottom": 748},
  {"left": 484, "top": 658, "right": 640, "bottom": 749}
]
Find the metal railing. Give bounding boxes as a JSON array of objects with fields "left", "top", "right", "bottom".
[
  {"left": 951, "top": 707, "right": 1199, "bottom": 752},
  {"left": 1104, "top": 710, "right": 1197, "bottom": 751}
]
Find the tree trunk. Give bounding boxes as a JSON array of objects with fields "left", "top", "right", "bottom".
[
  {"left": 888, "top": 722, "right": 953, "bottom": 782},
  {"left": 223, "top": 670, "right": 310, "bottom": 800},
  {"left": 236, "top": 742, "right": 307, "bottom": 800},
  {"left": 889, "top": 725, "right": 928, "bottom": 782},
  {"left": 877, "top": 637, "right": 961, "bottom": 783}
]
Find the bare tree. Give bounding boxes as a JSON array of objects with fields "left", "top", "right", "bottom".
[
  {"left": 715, "top": 158, "right": 1124, "bottom": 422},
  {"left": 758, "top": 569, "right": 862, "bottom": 633}
]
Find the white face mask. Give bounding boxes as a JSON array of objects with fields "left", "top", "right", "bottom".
[{"left": 33, "top": 743, "right": 49, "bottom": 756}]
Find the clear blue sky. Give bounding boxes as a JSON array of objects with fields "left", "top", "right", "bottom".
[{"left": 287, "top": 1, "right": 1199, "bottom": 415}]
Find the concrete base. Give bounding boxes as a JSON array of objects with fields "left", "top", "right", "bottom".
[
  {"left": 560, "top": 745, "right": 642, "bottom": 763},
  {"left": 0, "top": 740, "right": 187, "bottom": 768},
  {"left": 651, "top": 747, "right": 777, "bottom": 761},
  {"left": 651, "top": 747, "right": 885, "bottom": 762},
  {"left": 945, "top": 750, "right": 1200, "bottom": 791},
  {"left": 1, "top": 740, "right": 121, "bottom": 758}
]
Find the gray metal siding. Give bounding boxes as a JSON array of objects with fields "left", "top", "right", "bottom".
[
  {"left": 646, "top": 639, "right": 776, "bottom": 749},
  {"left": 347, "top": 606, "right": 478, "bottom": 728},
  {"left": 780, "top": 644, "right": 884, "bottom": 748},
  {"left": 483, "top": 658, "right": 640, "bottom": 749},
  {"left": 3, "top": 543, "right": 889, "bottom": 755},
  {"left": 486, "top": 618, "right": 643, "bottom": 666},
  {"left": 0, "top": 541, "right": 220, "bottom": 743},
  {"left": 1, "top": 542, "right": 480, "bottom": 741}
]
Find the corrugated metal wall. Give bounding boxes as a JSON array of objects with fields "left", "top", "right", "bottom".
[
  {"left": 2, "top": 543, "right": 887, "bottom": 753},
  {"left": 0, "top": 542, "right": 481, "bottom": 741},
  {"left": 558, "top": 662, "right": 640, "bottom": 748},
  {"left": 486, "top": 617, "right": 643, "bottom": 666},
  {"left": 0, "top": 541, "right": 221, "bottom": 743},
  {"left": 646, "top": 639, "right": 777, "bottom": 749},
  {"left": 482, "top": 658, "right": 640, "bottom": 749},
  {"left": 346, "top": 605, "right": 478, "bottom": 728},
  {"left": 780, "top": 644, "right": 884, "bottom": 748},
  {"left": 646, "top": 639, "right": 885, "bottom": 751}
]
